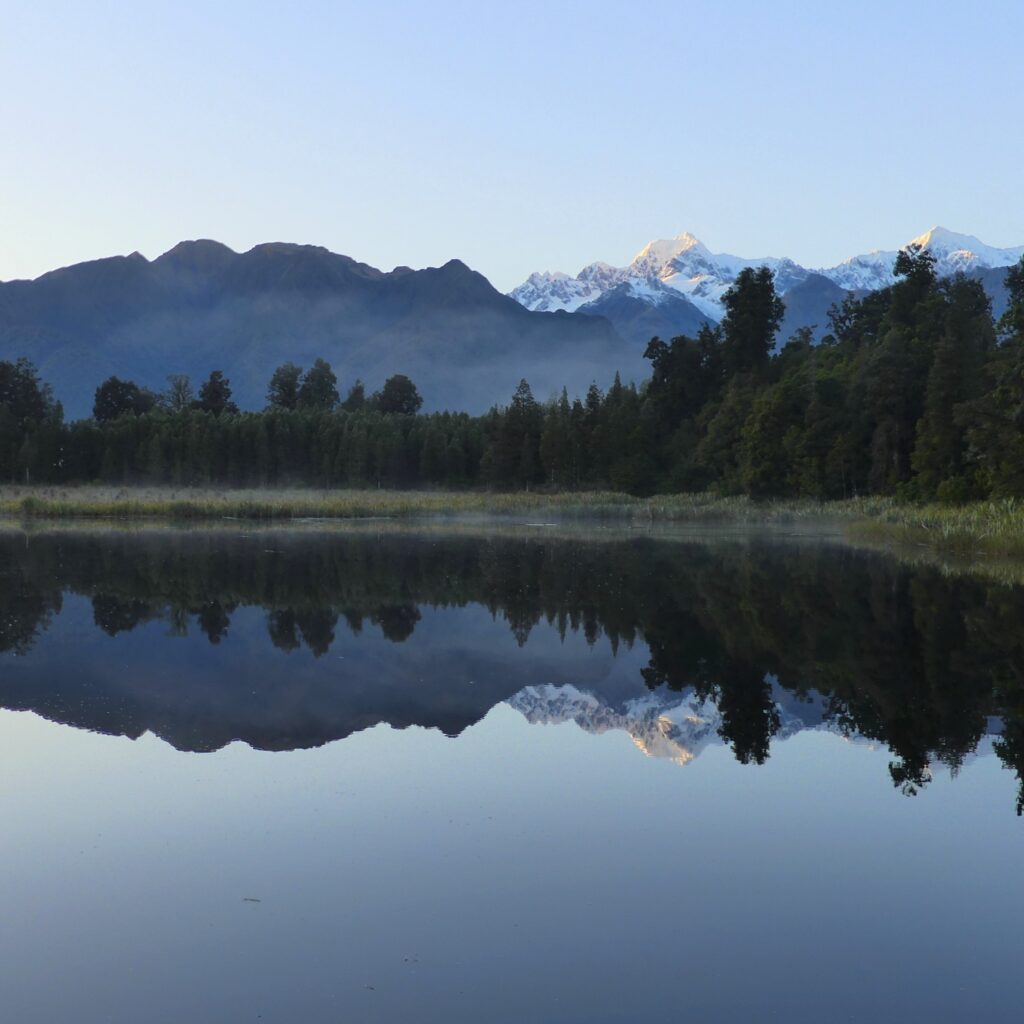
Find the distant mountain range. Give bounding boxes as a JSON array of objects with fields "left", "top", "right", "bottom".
[
  {"left": 2, "top": 227, "right": 1020, "bottom": 420},
  {"left": 511, "top": 226, "right": 1021, "bottom": 344},
  {"left": 0, "top": 241, "right": 637, "bottom": 419}
]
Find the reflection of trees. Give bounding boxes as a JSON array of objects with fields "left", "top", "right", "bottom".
[
  {"left": 6, "top": 528, "right": 1024, "bottom": 809},
  {"left": 700, "top": 664, "right": 781, "bottom": 766},
  {"left": 196, "top": 601, "right": 233, "bottom": 645},
  {"left": 370, "top": 605, "right": 420, "bottom": 644},
  {"left": 0, "top": 544, "right": 61, "bottom": 656},
  {"left": 296, "top": 609, "right": 337, "bottom": 657},
  {"left": 267, "top": 609, "right": 301, "bottom": 652}
]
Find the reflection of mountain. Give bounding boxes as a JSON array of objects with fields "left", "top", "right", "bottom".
[
  {"left": 3, "top": 525, "right": 1024, "bottom": 811},
  {"left": 507, "top": 683, "right": 837, "bottom": 766},
  {"left": 508, "top": 685, "right": 722, "bottom": 765}
]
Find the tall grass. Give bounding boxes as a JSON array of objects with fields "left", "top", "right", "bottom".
[
  {"left": 0, "top": 485, "right": 866, "bottom": 524},
  {"left": 3, "top": 487, "right": 1024, "bottom": 558},
  {"left": 847, "top": 498, "right": 1024, "bottom": 558}
]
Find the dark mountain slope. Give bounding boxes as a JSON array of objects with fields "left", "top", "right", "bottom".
[
  {"left": 777, "top": 272, "right": 858, "bottom": 344},
  {"left": 578, "top": 282, "right": 712, "bottom": 346},
  {"left": 0, "top": 242, "right": 639, "bottom": 417}
]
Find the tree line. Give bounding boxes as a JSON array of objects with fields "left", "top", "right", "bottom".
[{"left": 2, "top": 247, "right": 1024, "bottom": 498}]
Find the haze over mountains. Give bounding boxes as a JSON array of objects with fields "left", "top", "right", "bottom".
[
  {"left": 0, "top": 227, "right": 1019, "bottom": 420},
  {"left": 0, "top": 241, "right": 635, "bottom": 419}
]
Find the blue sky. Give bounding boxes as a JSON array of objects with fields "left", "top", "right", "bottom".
[{"left": 3, "top": 0, "right": 1023, "bottom": 290}]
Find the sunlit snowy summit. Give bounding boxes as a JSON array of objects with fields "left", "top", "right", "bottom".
[{"left": 511, "top": 226, "right": 1024, "bottom": 323}]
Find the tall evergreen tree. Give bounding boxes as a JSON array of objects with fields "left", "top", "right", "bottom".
[
  {"left": 912, "top": 277, "right": 994, "bottom": 498},
  {"left": 297, "top": 359, "right": 339, "bottom": 411},
  {"left": 93, "top": 377, "right": 156, "bottom": 423},
  {"left": 378, "top": 374, "right": 423, "bottom": 415},
  {"left": 719, "top": 266, "right": 785, "bottom": 377},
  {"left": 267, "top": 363, "right": 303, "bottom": 410},
  {"left": 342, "top": 380, "right": 366, "bottom": 412},
  {"left": 197, "top": 371, "right": 238, "bottom": 416}
]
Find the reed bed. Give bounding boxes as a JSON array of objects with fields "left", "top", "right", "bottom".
[
  {"left": 0, "top": 486, "right": 851, "bottom": 523},
  {"left": 3, "top": 486, "right": 1024, "bottom": 559},
  {"left": 846, "top": 498, "right": 1024, "bottom": 558}
]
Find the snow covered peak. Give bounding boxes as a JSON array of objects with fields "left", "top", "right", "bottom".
[
  {"left": 509, "top": 269, "right": 602, "bottom": 312},
  {"left": 820, "top": 226, "right": 1024, "bottom": 292},
  {"left": 510, "top": 230, "right": 793, "bottom": 322},
  {"left": 509, "top": 226, "right": 1024, "bottom": 322},
  {"left": 630, "top": 232, "right": 709, "bottom": 271},
  {"left": 910, "top": 225, "right": 983, "bottom": 251},
  {"left": 911, "top": 225, "right": 1024, "bottom": 275}
]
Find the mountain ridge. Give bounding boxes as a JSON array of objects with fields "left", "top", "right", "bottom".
[
  {"left": 4, "top": 227, "right": 1020, "bottom": 421},
  {"left": 0, "top": 240, "right": 638, "bottom": 419},
  {"left": 510, "top": 226, "right": 1022, "bottom": 337}
]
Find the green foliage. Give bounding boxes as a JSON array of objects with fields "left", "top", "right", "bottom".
[
  {"left": 342, "top": 379, "right": 366, "bottom": 412},
  {"left": 377, "top": 374, "right": 423, "bottom": 415},
  {"left": 267, "top": 362, "right": 303, "bottom": 410},
  {"left": 3, "top": 247, "right": 1024, "bottom": 502},
  {"left": 297, "top": 358, "right": 339, "bottom": 411},
  {"left": 720, "top": 266, "right": 784, "bottom": 376},
  {"left": 164, "top": 374, "right": 195, "bottom": 413},
  {"left": 94, "top": 376, "right": 156, "bottom": 422},
  {"left": 197, "top": 371, "right": 238, "bottom": 416}
]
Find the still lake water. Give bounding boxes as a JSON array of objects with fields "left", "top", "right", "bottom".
[{"left": 2, "top": 523, "right": 1023, "bottom": 1023}]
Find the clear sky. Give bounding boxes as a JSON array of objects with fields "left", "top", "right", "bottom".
[{"left": 3, "top": 0, "right": 1023, "bottom": 291}]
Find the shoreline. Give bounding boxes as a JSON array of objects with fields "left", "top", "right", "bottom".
[
  {"left": 0, "top": 485, "right": 875, "bottom": 525},
  {"left": 2, "top": 486, "right": 1023, "bottom": 560}
]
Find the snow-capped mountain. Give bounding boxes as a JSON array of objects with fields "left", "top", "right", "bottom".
[
  {"left": 510, "top": 263, "right": 619, "bottom": 313},
  {"left": 510, "top": 232, "right": 806, "bottom": 323},
  {"left": 510, "top": 226, "right": 1023, "bottom": 327},
  {"left": 506, "top": 683, "right": 829, "bottom": 767},
  {"left": 627, "top": 232, "right": 811, "bottom": 320},
  {"left": 820, "top": 227, "right": 1024, "bottom": 292}
]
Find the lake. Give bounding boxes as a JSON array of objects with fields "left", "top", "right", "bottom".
[{"left": 2, "top": 523, "right": 1023, "bottom": 1023}]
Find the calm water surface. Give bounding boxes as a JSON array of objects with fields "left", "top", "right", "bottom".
[{"left": 1, "top": 524, "right": 1023, "bottom": 1023}]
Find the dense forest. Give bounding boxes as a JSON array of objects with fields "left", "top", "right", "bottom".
[{"left": 2, "top": 247, "right": 1023, "bottom": 499}]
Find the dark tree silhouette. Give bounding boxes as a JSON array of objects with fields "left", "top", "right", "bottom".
[
  {"left": 267, "top": 363, "right": 303, "bottom": 410},
  {"left": 377, "top": 374, "right": 423, "bottom": 415},
  {"left": 297, "top": 359, "right": 339, "bottom": 411},
  {"left": 93, "top": 377, "right": 156, "bottom": 422},
  {"left": 197, "top": 371, "right": 238, "bottom": 416}
]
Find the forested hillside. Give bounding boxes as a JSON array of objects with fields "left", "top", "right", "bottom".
[{"left": 2, "top": 247, "right": 1023, "bottom": 501}]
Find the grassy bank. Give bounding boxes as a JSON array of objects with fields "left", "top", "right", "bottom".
[
  {"left": 3, "top": 486, "right": 1024, "bottom": 558},
  {"left": 0, "top": 485, "right": 878, "bottom": 524},
  {"left": 846, "top": 499, "right": 1024, "bottom": 558}
]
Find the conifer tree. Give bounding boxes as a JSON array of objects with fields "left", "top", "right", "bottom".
[
  {"left": 267, "top": 363, "right": 303, "bottom": 410},
  {"left": 197, "top": 371, "right": 238, "bottom": 416},
  {"left": 719, "top": 266, "right": 785, "bottom": 377},
  {"left": 298, "top": 359, "right": 339, "bottom": 411}
]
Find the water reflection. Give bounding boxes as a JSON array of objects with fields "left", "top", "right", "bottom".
[{"left": 2, "top": 525, "right": 1024, "bottom": 812}]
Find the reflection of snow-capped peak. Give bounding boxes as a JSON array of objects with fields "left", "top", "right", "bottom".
[
  {"left": 506, "top": 683, "right": 843, "bottom": 767},
  {"left": 507, "top": 684, "right": 721, "bottom": 766}
]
